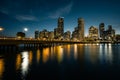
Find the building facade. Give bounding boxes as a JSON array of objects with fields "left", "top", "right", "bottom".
[
  {"left": 72, "top": 18, "right": 84, "bottom": 41},
  {"left": 48, "top": 31, "right": 54, "bottom": 40},
  {"left": 16, "top": 32, "right": 25, "bottom": 39},
  {"left": 64, "top": 31, "right": 71, "bottom": 40},
  {"left": 99, "top": 23, "right": 105, "bottom": 39},
  {"left": 99, "top": 23, "right": 115, "bottom": 41},
  {"left": 104, "top": 25, "right": 115, "bottom": 41},
  {"left": 54, "top": 17, "right": 64, "bottom": 40},
  {"left": 78, "top": 18, "right": 84, "bottom": 40},
  {"left": 89, "top": 26, "right": 98, "bottom": 40},
  {"left": 35, "top": 30, "right": 39, "bottom": 39},
  {"left": 39, "top": 29, "right": 49, "bottom": 40}
]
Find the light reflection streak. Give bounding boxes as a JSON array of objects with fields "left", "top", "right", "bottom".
[
  {"left": 66, "top": 45, "right": 70, "bottom": 59},
  {"left": 43, "top": 48, "right": 49, "bottom": 63},
  {"left": 107, "top": 44, "right": 113, "bottom": 63},
  {"left": 74, "top": 44, "right": 77, "bottom": 60},
  {"left": 99, "top": 44, "right": 104, "bottom": 62},
  {"left": 89, "top": 44, "right": 98, "bottom": 64},
  {"left": 99, "top": 44, "right": 113, "bottom": 64},
  {"left": 77, "top": 44, "right": 84, "bottom": 60},
  {"left": 57, "top": 46, "right": 63, "bottom": 63},
  {"left": 21, "top": 51, "right": 29, "bottom": 76},
  {"left": 0, "top": 58, "right": 4, "bottom": 79},
  {"left": 16, "top": 54, "right": 21, "bottom": 70},
  {"left": 36, "top": 49, "right": 40, "bottom": 63},
  {"left": 50, "top": 47, "right": 54, "bottom": 60},
  {"left": 29, "top": 51, "right": 33, "bottom": 65}
]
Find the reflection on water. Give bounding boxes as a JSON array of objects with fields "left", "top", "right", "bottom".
[
  {"left": 31, "top": 44, "right": 114, "bottom": 64},
  {"left": 29, "top": 51, "right": 33, "bottom": 65},
  {"left": 1, "top": 44, "right": 120, "bottom": 79},
  {"left": 74, "top": 44, "right": 77, "bottom": 60},
  {"left": 42, "top": 48, "right": 49, "bottom": 63},
  {"left": 66, "top": 44, "right": 71, "bottom": 59},
  {"left": 0, "top": 58, "right": 4, "bottom": 79},
  {"left": 16, "top": 54, "right": 21, "bottom": 70},
  {"left": 36, "top": 49, "right": 40, "bottom": 63},
  {"left": 21, "top": 51, "right": 29, "bottom": 76},
  {"left": 56, "top": 46, "right": 63, "bottom": 63},
  {"left": 99, "top": 44, "right": 113, "bottom": 64},
  {"left": 77, "top": 44, "right": 84, "bottom": 61},
  {"left": 88, "top": 44, "right": 99, "bottom": 64}
]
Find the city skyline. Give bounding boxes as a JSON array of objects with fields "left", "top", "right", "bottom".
[{"left": 0, "top": 0, "right": 120, "bottom": 37}]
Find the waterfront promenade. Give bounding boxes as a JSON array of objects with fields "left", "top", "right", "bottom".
[{"left": 0, "top": 38, "right": 120, "bottom": 46}]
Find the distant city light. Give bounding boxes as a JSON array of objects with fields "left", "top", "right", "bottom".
[
  {"left": 0, "top": 27, "right": 4, "bottom": 31},
  {"left": 24, "top": 28, "right": 28, "bottom": 32}
]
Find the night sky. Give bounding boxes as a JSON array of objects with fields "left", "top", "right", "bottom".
[{"left": 0, "top": 0, "right": 120, "bottom": 37}]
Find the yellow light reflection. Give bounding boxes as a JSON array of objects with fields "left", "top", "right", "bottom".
[
  {"left": 77, "top": 44, "right": 84, "bottom": 60},
  {"left": 16, "top": 54, "right": 21, "bottom": 70},
  {"left": 57, "top": 46, "right": 63, "bottom": 63},
  {"left": 107, "top": 44, "right": 113, "bottom": 63},
  {"left": 21, "top": 51, "right": 29, "bottom": 76},
  {"left": 29, "top": 51, "right": 33, "bottom": 65},
  {"left": 0, "top": 59, "right": 4, "bottom": 79},
  {"left": 66, "top": 45, "right": 70, "bottom": 59},
  {"left": 89, "top": 45, "right": 98, "bottom": 64},
  {"left": 36, "top": 49, "right": 40, "bottom": 63},
  {"left": 74, "top": 44, "right": 77, "bottom": 60},
  {"left": 96, "top": 43, "right": 99, "bottom": 45},
  {"left": 50, "top": 47, "right": 54, "bottom": 60},
  {"left": 43, "top": 48, "right": 49, "bottom": 63}
]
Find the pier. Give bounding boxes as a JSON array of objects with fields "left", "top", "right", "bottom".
[{"left": 0, "top": 38, "right": 120, "bottom": 46}]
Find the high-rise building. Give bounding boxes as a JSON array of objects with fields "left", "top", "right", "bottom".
[
  {"left": 16, "top": 32, "right": 25, "bottom": 39},
  {"left": 54, "top": 17, "right": 64, "bottom": 40},
  {"left": 72, "top": 18, "right": 84, "bottom": 41},
  {"left": 64, "top": 31, "right": 71, "bottom": 40},
  {"left": 78, "top": 18, "right": 84, "bottom": 40},
  {"left": 99, "top": 23, "right": 105, "bottom": 39},
  {"left": 106, "top": 25, "right": 115, "bottom": 41},
  {"left": 99, "top": 23, "right": 115, "bottom": 41},
  {"left": 39, "top": 29, "right": 49, "bottom": 40},
  {"left": 58, "top": 17, "right": 64, "bottom": 32},
  {"left": 35, "top": 30, "right": 39, "bottom": 39},
  {"left": 89, "top": 26, "right": 98, "bottom": 40},
  {"left": 48, "top": 31, "right": 54, "bottom": 40}
]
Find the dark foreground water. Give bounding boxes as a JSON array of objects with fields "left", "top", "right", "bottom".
[{"left": 0, "top": 44, "right": 120, "bottom": 80}]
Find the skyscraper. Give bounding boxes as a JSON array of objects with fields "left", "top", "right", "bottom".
[
  {"left": 99, "top": 23, "right": 115, "bottom": 41},
  {"left": 35, "top": 30, "right": 39, "bottom": 39},
  {"left": 89, "top": 26, "right": 98, "bottom": 40},
  {"left": 58, "top": 17, "right": 64, "bottom": 36},
  {"left": 72, "top": 18, "right": 84, "bottom": 41},
  {"left": 54, "top": 17, "right": 64, "bottom": 40},
  {"left": 78, "top": 18, "right": 84, "bottom": 40},
  {"left": 99, "top": 23, "right": 105, "bottom": 39}
]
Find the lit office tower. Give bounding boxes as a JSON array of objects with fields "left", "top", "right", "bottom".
[
  {"left": 78, "top": 18, "right": 84, "bottom": 40},
  {"left": 99, "top": 23, "right": 105, "bottom": 39},
  {"left": 58, "top": 17, "right": 64, "bottom": 35},
  {"left": 35, "top": 30, "right": 39, "bottom": 39},
  {"left": 54, "top": 17, "right": 64, "bottom": 39}
]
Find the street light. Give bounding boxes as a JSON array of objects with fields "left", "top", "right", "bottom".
[
  {"left": 0, "top": 27, "right": 4, "bottom": 38},
  {"left": 0, "top": 27, "right": 4, "bottom": 31}
]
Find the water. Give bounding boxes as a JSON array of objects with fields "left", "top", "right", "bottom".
[{"left": 0, "top": 44, "right": 120, "bottom": 80}]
